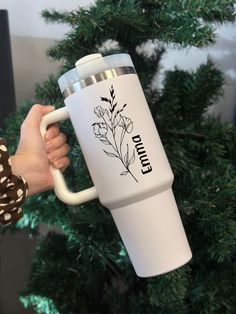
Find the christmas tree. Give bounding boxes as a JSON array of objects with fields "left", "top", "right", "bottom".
[{"left": 1, "top": 0, "right": 236, "bottom": 313}]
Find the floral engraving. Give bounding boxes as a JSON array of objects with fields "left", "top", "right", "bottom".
[{"left": 92, "top": 85, "right": 138, "bottom": 182}]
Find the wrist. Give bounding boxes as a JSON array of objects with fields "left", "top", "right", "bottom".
[
  {"left": 10, "top": 155, "right": 31, "bottom": 196},
  {"left": 10, "top": 153, "right": 53, "bottom": 197}
]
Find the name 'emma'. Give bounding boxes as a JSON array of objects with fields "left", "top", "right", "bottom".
[{"left": 132, "top": 135, "right": 152, "bottom": 174}]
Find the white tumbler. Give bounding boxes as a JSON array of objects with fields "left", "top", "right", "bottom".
[{"left": 40, "top": 53, "right": 192, "bottom": 277}]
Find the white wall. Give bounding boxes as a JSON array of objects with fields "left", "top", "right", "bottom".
[
  {"left": 1, "top": 0, "right": 236, "bottom": 122},
  {"left": 1, "top": 0, "right": 91, "bottom": 39}
]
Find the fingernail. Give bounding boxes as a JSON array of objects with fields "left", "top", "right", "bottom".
[
  {"left": 45, "top": 132, "right": 52, "bottom": 141},
  {"left": 54, "top": 161, "right": 61, "bottom": 169}
]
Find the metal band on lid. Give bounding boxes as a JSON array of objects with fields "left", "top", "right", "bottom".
[{"left": 63, "top": 66, "right": 136, "bottom": 99}]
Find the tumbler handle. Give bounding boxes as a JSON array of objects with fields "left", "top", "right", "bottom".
[{"left": 40, "top": 107, "right": 98, "bottom": 205}]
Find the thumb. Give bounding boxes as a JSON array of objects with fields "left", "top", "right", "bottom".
[
  {"left": 23, "top": 104, "right": 55, "bottom": 128},
  {"left": 41, "top": 105, "right": 55, "bottom": 116}
]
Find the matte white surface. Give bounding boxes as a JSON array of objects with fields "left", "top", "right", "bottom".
[
  {"left": 111, "top": 189, "right": 192, "bottom": 277},
  {"left": 40, "top": 107, "right": 98, "bottom": 205},
  {"left": 43, "top": 54, "right": 191, "bottom": 276}
]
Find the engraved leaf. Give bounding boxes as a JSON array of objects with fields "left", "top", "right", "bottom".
[
  {"left": 100, "top": 139, "right": 111, "bottom": 145},
  {"left": 128, "top": 149, "right": 135, "bottom": 165},
  {"left": 124, "top": 144, "right": 130, "bottom": 167},
  {"left": 111, "top": 102, "right": 117, "bottom": 113},
  {"left": 120, "top": 171, "right": 128, "bottom": 176},
  {"left": 124, "top": 152, "right": 129, "bottom": 167},
  {"left": 101, "top": 97, "right": 109, "bottom": 102},
  {"left": 110, "top": 85, "right": 115, "bottom": 99},
  {"left": 103, "top": 150, "right": 118, "bottom": 158}
]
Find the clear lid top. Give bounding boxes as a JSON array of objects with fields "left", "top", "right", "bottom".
[{"left": 58, "top": 53, "right": 133, "bottom": 93}]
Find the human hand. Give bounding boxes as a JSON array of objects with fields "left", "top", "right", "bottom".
[{"left": 11, "top": 104, "right": 70, "bottom": 196}]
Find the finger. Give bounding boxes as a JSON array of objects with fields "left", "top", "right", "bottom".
[
  {"left": 52, "top": 157, "right": 70, "bottom": 171},
  {"left": 46, "top": 133, "right": 67, "bottom": 153},
  {"left": 47, "top": 143, "right": 70, "bottom": 163},
  {"left": 45, "top": 124, "right": 60, "bottom": 141}
]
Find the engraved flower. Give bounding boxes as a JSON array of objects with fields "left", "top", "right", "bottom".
[
  {"left": 94, "top": 106, "right": 105, "bottom": 118},
  {"left": 92, "top": 123, "right": 108, "bottom": 138},
  {"left": 118, "top": 115, "right": 133, "bottom": 133},
  {"left": 92, "top": 85, "right": 138, "bottom": 183}
]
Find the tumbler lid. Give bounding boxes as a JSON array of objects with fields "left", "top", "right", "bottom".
[
  {"left": 110, "top": 189, "right": 192, "bottom": 277},
  {"left": 58, "top": 53, "right": 133, "bottom": 94}
]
